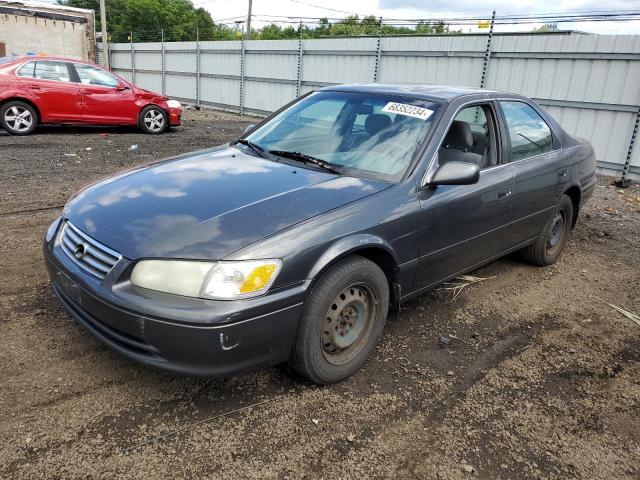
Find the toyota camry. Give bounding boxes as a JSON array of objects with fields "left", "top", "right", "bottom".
[{"left": 44, "top": 84, "right": 596, "bottom": 384}]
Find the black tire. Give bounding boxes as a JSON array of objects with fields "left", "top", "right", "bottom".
[
  {"left": 138, "top": 105, "right": 168, "bottom": 134},
  {"left": 290, "top": 255, "right": 389, "bottom": 384},
  {"left": 0, "top": 100, "right": 38, "bottom": 135},
  {"left": 520, "top": 194, "right": 574, "bottom": 266}
]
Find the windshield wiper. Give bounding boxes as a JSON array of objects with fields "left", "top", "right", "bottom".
[
  {"left": 268, "top": 150, "right": 342, "bottom": 175},
  {"left": 233, "top": 139, "right": 268, "bottom": 158}
]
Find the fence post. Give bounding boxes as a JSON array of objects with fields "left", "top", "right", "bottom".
[
  {"left": 161, "top": 29, "right": 165, "bottom": 96},
  {"left": 239, "top": 37, "right": 245, "bottom": 116},
  {"left": 373, "top": 17, "right": 383, "bottom": 83},
  {"left": 130, "top": 31, "right": 135, "bottom": 84},
  {"left": 296, "top": 28, "right": 303, "bottom": 97},
  {"left": 479, "top": 10, "right": 495, "bottom": 88},
  {"left": 196, "top": 27, "right": 201, "bottom": 108},
  {"left": 618, "top": 109, "right": 639, "bottom": 186}
]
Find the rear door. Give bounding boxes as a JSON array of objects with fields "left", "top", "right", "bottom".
[
  {"left": 17, "top": 60, "right": 82, "bottom": 122},
  {"left": 70, "top": 63, "right": 138, "bottom": 124},
  {"left": 497, "top": 100, "right": 570, "bottom": 244}
]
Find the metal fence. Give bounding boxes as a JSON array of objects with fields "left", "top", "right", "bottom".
[{"left": 98, "top": 32, "right": 640, "bottom": 180}]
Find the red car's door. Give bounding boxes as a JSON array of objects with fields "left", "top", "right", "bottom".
[
  {"left": 17, "top": 60, "right": 82, "bottom": 122},
  {"left": 71, "top": 63, "right": 138, "bottom": 124}
]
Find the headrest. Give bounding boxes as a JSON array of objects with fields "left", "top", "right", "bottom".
[
  {"left": 444, "top": 120, "right": 473, "bottom": 150},
  {"left": 365, "top": 114, "right": 392, "bottom": 135}
]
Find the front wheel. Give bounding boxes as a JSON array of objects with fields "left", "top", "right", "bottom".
[
  {"left": 139, "top": 105, "right": 167, "bottom": 134},
  {"left": 0, "top": 101, "right": 38, "bottom": 135},
  {"left": 520, "top": 194, "right": 574, "bottom": 266},
  {"left": 290, "top": 256, "right": 389, "bottom": 384}
]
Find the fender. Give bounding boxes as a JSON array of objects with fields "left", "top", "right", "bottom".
[{"left": 306, "top": 233, "right": 399, "bottom": 281}]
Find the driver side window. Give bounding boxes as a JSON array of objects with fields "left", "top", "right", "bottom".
[
  {"left": 438, "top": 103, "right": 498, "bottom": 169},
  {"left": 73, "top": 63, "right": 119, "bottom": 88}
]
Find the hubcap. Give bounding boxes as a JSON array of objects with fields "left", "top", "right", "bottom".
[
  {"left": 143, "top": 110, "right": 165, "bottom": 132},
  {"left": 547, "top": 211, "right": 565, "bottom": 254},
  {"left": 4, "top": 106, "right": 33, "bottom": 132},
  {"left": 322, "top": 284, "right": 376, "bottom": 366}
]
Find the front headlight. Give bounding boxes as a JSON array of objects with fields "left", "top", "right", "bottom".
[
  {"left": 130, "top": 259, "right": 282, "bottom": 300},
  {"left": 166, "top": 99, "right": 181, "bottom": 109}
]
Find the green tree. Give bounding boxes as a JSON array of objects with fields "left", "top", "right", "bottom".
[{"left": 59, "top": 0, "right": 235, "bottom": 41}]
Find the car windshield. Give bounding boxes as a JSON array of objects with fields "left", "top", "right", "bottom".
[{"left": 244, "top": 90, "right": 441, "bottom": 181}]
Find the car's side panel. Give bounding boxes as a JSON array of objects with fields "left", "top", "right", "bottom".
[
  {"left": 78, "top": 84, "right": 139, "bottom": 124},
  {"left": 227, "top": 181, "right": 422, "bottom": 296},
  {"left": 413, "top": 164, "right": 515, "bottom": 290}
]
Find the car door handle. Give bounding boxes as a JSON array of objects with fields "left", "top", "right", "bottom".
[
  {"left": 498, "top": 187, "right": 512, "bottom": 199},
  {"left": 28, "top": 84, "right": 41, "bottom": 90}
]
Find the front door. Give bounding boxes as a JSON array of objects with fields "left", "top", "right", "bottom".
[
  {"left": 71, "top": 63, "right": 138, "bottom": 124},
  {"left": 413, "top": 102, "right": 516, "bottom": 291}
]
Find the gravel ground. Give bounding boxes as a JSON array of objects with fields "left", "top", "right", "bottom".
[{"left": 1, "top": 109, "right": 639, "bottom": 479}]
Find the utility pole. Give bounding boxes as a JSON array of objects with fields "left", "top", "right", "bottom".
[
  {"left": 246, "top": 0, "right": 252, "bottom": 39},
  {"left": 99, "top": 0, "right": 109, "bottom": 68}
]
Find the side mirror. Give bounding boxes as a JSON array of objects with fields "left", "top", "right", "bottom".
[
  {"left": 426, "top": 161, "right": 480, "bottom": 186},
  {"left": 242, "top": 124, "right": 256, "bottom": 135},
  {"left": 115, "top": 83, "right": 130, "bottom": 91}
]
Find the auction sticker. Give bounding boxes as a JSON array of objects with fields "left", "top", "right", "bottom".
[{"left": 382, "top": 102, "right": 434, "bottom": 121}]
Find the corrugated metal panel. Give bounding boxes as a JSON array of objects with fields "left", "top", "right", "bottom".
[
  {"left": 135, "top": 71, "right": 161, "bottom": 93},
  {"left": 111, "top": 34, "right": 640, "bottom": 177},
  {"left": 165, "top": 73, "right": 196, "bottom": 100},
  {"left": 200, "top": 77, "right": 239, "bottom": 107},
  {"left": 540, "top": 105, "right": 636, "bottom": 167},
  {"left": 244, "top": 80, "right": 296, "bottom": 113}
]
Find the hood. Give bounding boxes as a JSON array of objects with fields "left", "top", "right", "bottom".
[{"left": 63, "top": 147, "right": 390, "bottom": 260}]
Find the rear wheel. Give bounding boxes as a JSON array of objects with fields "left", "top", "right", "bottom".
[
  {"left": 290, "top": 256, "right": 389, "bottom": 384},
  {"left": 520, "top": 194, "right": 574, "bottom": 266},
  {"left": 139, "top": 105, "right": 167, "bottom": 134},
  {"left": 0, "top": 101, "right": 38, "bottom": 135}
]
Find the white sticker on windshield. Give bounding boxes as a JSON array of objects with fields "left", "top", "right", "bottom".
[{"left": 382, "top": 102, "right": 434, "bottom": 121}]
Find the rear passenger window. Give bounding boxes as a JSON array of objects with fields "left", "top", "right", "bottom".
[
  {"left": 34, "top": 61, "right": 71, "bottom": 82},
  {"left": 500, "top": 101, "right": 554, "bottom": 161}
]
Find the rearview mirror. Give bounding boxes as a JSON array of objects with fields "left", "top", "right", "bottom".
[
  {"left": 242, "top": 124, "right": 256, "bottom": 135},
  {"left": 426, "top": 161, "right": 480, "bottom": 186},
  {"left": 115, "top": 83, "right": 130, "bottom": 91}
]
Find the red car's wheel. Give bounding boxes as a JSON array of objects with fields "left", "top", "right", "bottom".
[
  {"left": 0, "top": 101, "right": 38, "bottom": 135},
  {"left": 139, "top": 105, "right": 168, "bottom": 134}
]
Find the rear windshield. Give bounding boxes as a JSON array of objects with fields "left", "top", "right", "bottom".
[{"left": 245, "top": 90, "right": 441, "bottom": 181}]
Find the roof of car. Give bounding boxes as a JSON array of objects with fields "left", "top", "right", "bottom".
[
  {"left": 321, "top": 83, "right": 502, "bottom": 102},
  {"left": 5, "top": 55, "right": 93, "bottom": 65}
]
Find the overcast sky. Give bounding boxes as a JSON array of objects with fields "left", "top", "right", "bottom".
[{"left": 194, "top": 0, "right": 640, "bottom": 34}]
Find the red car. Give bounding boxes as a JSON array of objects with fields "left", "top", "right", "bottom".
[{"left": 0, "top": 56, "right": 182, "bottom": 135}]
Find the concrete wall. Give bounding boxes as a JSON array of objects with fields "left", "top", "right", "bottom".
[{"left": 0, "top": 1, "right": 94, "bottom": 60}]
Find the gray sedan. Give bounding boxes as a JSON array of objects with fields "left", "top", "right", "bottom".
[{"left": 44, "top": 84, "right": 597, "bottom": 384}]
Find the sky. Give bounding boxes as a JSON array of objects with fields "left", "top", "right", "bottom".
[
  {"left": 37, "top": 0, "right": 640, "bottom": 34},
  {"left": 193, "top": 0, "right": 640, "bottom": 34}
]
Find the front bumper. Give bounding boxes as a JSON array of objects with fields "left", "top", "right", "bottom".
[
  {"left": 44, "top": 237, "right": 304, "bottom": 378},
  {"left": 168, "top": 107, "right": 181, "bottom": 126}
]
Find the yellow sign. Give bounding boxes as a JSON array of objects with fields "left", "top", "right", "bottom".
[{"left": 477, "top": 20, "right": 490, "bottom": 29}]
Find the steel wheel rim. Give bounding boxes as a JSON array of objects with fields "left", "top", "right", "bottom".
[
  {"left": 143, "top": 109, "right": 165, "bottom": 132},
  {"left": 321, "top": 284, "right": 377, "bottom": 366},
  {"left": 546, "top": 211, "right": 566, "bottom": 255},
  {"left": 4, "top": 106, "right": 33, "bottom": 132}
]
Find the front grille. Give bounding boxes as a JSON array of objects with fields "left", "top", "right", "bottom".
[{"left": 58, "top": 221, "right": 121, "bottom": 279}]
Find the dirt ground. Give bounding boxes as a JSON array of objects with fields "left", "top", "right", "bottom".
[{"left": 1, "top": 109, "right": 639, "bottom": 480}]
